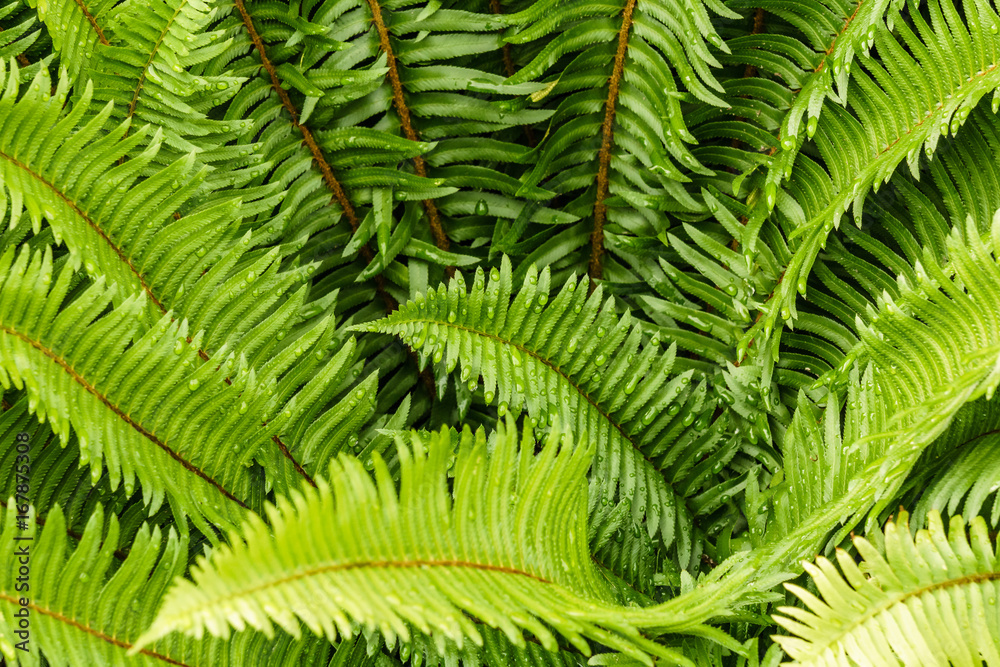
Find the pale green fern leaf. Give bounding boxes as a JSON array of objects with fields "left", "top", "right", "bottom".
[
  {"left": 773, "top": 510, "right": 1000, "bottom": 666},
  {"left": 134, "top": 418, "right": 701, "bottom": 666}
]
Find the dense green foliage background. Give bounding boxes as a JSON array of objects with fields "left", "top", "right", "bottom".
[{"left": 1, "top": 0, "right": 1000, "bottom": 664}]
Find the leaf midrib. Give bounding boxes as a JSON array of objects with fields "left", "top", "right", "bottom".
[
  {"left": 165, "top": 558, "right": 556, "bottom": 622},
  {"left": 0, "top": 324, "right": 248, "bottom": 510},
  {"left": 395, "top": 317, "right": 662, "bottom": 470},
  {"left": 0, "top": 149, "right": 165, "bottom": 312},
  {"left": 0, "top": 592, "right": 189, "bottom": 666}
]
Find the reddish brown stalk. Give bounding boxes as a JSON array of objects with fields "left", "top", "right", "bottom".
[
  {"left": 816, "top": 1, "right": 865, "bottom": 72},
  {"left": 767, "top": 0, "right": 865, "bottom": 156},
  {"left": 231, "top": 0, "right": 403, "bottom": 311},
  {"left": 589, "top": 0, "right": 637, "bottom": 288},
  {"left": 230, "top": 0, "right": 428, "bottom": 475},
  {"left": 232, "top": 0, "right": 360, "bottom": 233},
  {"left": 73, "top": 0, "right": 109, "bottom": 45},
  {"left": 366, "top": 0, "right": 452, "bottom": 256},
  {"left": 741, "top": 8, "right": 766, "bottom": 80},
  {"left": 272, "top": 434, "right": 315, "bottom": 486}
]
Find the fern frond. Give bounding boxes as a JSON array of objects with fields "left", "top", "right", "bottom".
[
  {"left": 0, "top": 61, "right": 314, "bottom": 359},
  {"left": 356, "top": 256, "right": 735, "bottom": 565},
  {"left": 741, "top": 0, "right": 908, "bottom": 190},
  {"left": 135, "top": 418, "right": 695, "bottom": 666},
  {"left": 25, "top": 0, "right": 113, "bottom": 82},
  {"left": 743, "top": 0, "right": 1000, "bottom": 351},
  {"left": 0, "top": 393, "right": 181, "bottom": 557},
  {"left": 0, "top": 502, "right": 332, "bottom": 666},
  {"left": 773, "top": 510, "right": 1000, "bottom": 666},
  {"left": 504, "top": 0, "right": 740, "bottom": 281},
  {"left": 0, "top": 244, "right": 346, "bottom": 533}
]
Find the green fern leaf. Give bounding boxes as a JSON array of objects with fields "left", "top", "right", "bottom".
[
  {"left": 744, "top": 0, "right": 1000, "bottom": 350},
  {"left": 0, "top": 244, "right": 345, "bottom": 534},
  {"left": 135, "top": 418, "right": 699, "bottom": 666},
  {"left": 0, "top": 502, "right": 332, "bottom": 666},
  {"left": 774, "top": 510, "right": 1000, "bottom": 665},
  {"left": 356, "top": 256, "right": 734, "bottom": 565}
]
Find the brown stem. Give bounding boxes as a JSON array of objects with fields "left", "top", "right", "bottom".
[
  {"left": 366, "top": 0, "right": 451, "bottom": 256},
  {"left": 232, "top": 0, "right": 360, "bottom": 233},
  {"left": 589, "top": 0, "right": 637, "bottom": 289},
  {"left": 72, "top": 0, "right": 110, "bottom": 45},
  {"left": 231, "top": 0, "right": 424, "bottom": 469}
]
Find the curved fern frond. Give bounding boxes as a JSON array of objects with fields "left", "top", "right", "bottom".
[
  {"left": 135, "top": 418, "right": 695, "bottom": 666},
  {"left": 749, "top": 366, "right": 890, "bottom": 554},
  {"left": 699, "top": 208, "right": 1000, "bottom": 612},
  {"left": 0, "top": 245, "right": 342, "bottom": 534},
  {"left": 357, "top": 256, "right": 735, "bottom": 565},
  {"left": 742, "top": 0, "right": 908, "bottom": 189},
  {"left": 0, "top": 502, "right": 332, "bottom": 666},
  {"left": 906, "top": 403, "right": 1000, "bottom": 529},
  {"left": 0, "top": 61, "right": 309, "bottom": 358},
  {"left": 743, "top": 0, "right": 1000, "bottom": 351},
  {"left": 773, "top": 510, "right": 1000, "bottom": 666}
]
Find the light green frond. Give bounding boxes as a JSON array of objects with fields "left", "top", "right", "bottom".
[
  {"left": 134, "top": 418, "right": 695, "bottom": 666},
  {"left": 905, "top": 401, "right": 1000, "bottom": 529},
  {"left": 759, "top": 368, "right": 890, "bottom": 552},
  {"left": 837, "top": 214, "right": 1000, "bottom": 502},
  {"left": 0, "top": 502, "right": 332, "bottom": 666},
  {"left": 773, "top": 510, "right": 1000, "bottom": 666},
  {"left": 355, "top": 256, "right": 734, "bottom": 565},
  {"left": 0, "top": 61, "right": 307, "bottom": 356},
  {"left": 743, "top": 0, "right": 1000, "bottom": 351}
]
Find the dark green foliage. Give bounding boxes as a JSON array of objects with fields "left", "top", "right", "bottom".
[{"left": 3, "top": 0, "right": 1000, "bottom": 664}]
